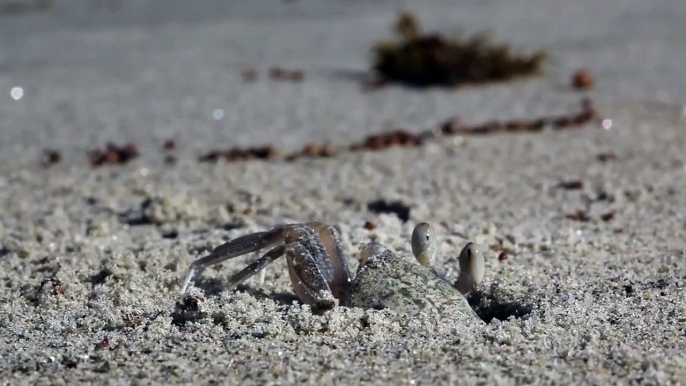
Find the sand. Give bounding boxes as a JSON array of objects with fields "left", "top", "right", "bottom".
[{"left": 2, "top": 1, "right": 686, "bottom": 385}]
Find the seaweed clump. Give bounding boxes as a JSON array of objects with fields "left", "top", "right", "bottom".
[{"left": 372, "top": 11, "right": 548, "bottom": 88}]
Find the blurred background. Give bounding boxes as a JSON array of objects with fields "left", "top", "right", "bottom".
[{"left": 2, "top": 0, "right": 685, "bottom": 166}]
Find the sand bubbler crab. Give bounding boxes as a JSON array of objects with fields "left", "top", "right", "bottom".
[{"left": 180, "top": 222, "right": 486, "bottom": 323}]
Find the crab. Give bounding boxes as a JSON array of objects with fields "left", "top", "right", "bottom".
[{"left": 180, "top": 222, "right": 485, "bottom": 323}]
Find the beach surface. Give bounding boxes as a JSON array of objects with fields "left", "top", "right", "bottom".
[{"left": 1, "top": 1, "right": 686, "bottom": 384}]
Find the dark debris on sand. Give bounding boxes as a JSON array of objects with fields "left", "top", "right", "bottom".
[
  {"left": 367, "top": 199, "right": 411, "bottom": 222},
  {"left": 88, "top": 142, "right": 139, "bottom": 167},
  {"left": 198, "top": 146, "right": 278, "bottom": 163}
]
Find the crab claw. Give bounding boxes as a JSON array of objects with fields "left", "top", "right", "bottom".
[{"left": 454, "top": 242, "right": 485, "bottom": 295}]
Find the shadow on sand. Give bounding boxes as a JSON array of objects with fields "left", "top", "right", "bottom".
[{"left": 466, "top": 289, "right": 534, "bottom": 324}]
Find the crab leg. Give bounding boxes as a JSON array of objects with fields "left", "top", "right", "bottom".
[
  {"left": 285, "top": 243, "right": 337, "bottom": 309},
  {"left": 306, "top": 222, "right": 351, "bottom": 300},
  {"left": 180, "top": 227, "right": 288, "bottom": 294},
  {"left": 220, "top": 239, "right": 337, "bottom": 309},
  {"left": 224, "top": 245, "right": 287, "bottom": 291}
]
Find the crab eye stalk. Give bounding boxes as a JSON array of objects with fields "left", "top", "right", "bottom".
[
  {"left": 455, "top": 242, "right": 485, "bottom": 295},
  {"left": 411, "top": 222, "right": 436, "bottom": 267}
]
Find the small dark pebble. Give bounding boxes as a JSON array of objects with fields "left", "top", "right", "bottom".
[
  {"left": 600, "top": 211, "right": 616, "bottom": 222},
  {"left": 63, "top": 358, "right": 79, "bottom": 369},
  {"left": 355, "top": 129, "right": 422, "bottom": 151},
  {"left": 597, "top": 152, "right": 618, "bottom": 162},
  {"left": 497, "top": 252, "right": 508, "bottom": 261},
  {"left": 198, "top": 146, "right": 278, "bottom": 163},
  {"left": 89, "top": 142, "right": 139, "bottom": 167},
  {"left": 162, "top": 230, "right": 179, "bottom": 239},
  {"left": 557, "top": 180, "right": 584, "bottom": 190},
  {"left": 565, "top": 210, "right": 591, "bottom": 222},
  {"left": 242, "top": 68, "right": 258, "bottom": 82},
  {"left": 572, "top": 69, "right": 595, "bottom": 91},
  {"left": 363, "top": 221, "right": 377, "bottom": 230},
  {"left": 42, "top": 149, "right": 62, "bottom": 166},
  {"left": 596, "top": 191, "right": 610, "bottom": 201},
  {"left": 163, "top": 139, "right": 178, "bottom": 151},
  {"left": 172, "top": 296, "right": 206, "bottom": 326}
]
